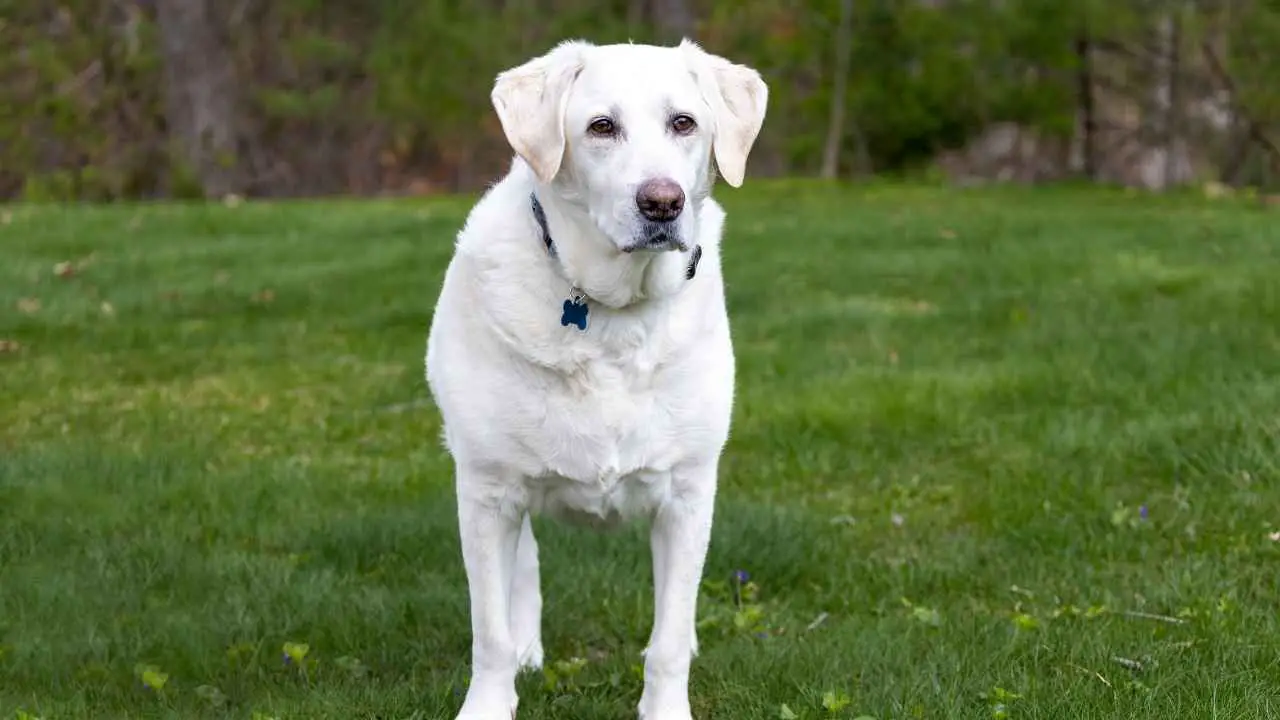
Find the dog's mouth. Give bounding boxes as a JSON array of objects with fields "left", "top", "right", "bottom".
[{"left": 623, "top": 223, "right": 688, "bottom": 253}]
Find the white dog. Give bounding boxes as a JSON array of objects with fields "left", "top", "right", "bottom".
[{"left": 424, "top": 38, "right": 768, "bottom": 719}]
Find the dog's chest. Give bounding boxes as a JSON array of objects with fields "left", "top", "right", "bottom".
[{"left": 525, "top": 326, "right": 690, "bottom": 524}]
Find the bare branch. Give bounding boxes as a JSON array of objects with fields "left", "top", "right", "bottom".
[{"left": 1201, "top": 40, "right": 1280, "bottom": 164}]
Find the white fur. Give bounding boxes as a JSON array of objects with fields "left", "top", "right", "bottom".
[{"left": 425, "top": 38, "right": 768, "bottom": 720}]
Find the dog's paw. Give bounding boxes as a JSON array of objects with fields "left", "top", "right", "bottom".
[
  {"left": 638, "top": 708, "right": 693, "bottom": 720},
  {"left": 515, "top": 640, "right": 544, "bottom": 672},
  {"left": 637, "top": 692, "right": 693, "bottom": 720},
  {"left": 455, "top": 706, "right": 517, "bottom": 720},
  {"left": 455, "top": 687, "right": 518, "bottom": 720}
]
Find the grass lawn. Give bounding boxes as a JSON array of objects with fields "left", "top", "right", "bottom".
[{"left": 2, "top": 182, "right": 1279, "bottom": 719}]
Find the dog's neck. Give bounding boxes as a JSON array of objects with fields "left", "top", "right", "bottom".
[{"left": 531, "top": 188, "right": 700, "bottom": 310}]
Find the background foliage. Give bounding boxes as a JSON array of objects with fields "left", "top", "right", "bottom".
[{"left": 0, "top": 0, "right": 1277, "bottom": 199}]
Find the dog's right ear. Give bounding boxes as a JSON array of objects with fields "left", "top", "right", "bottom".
[{"left": 491, "top": 40, "right": 591, "bottom": 185}]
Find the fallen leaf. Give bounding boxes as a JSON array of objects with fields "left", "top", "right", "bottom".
[
  {"left": 134, "top": 663, "right": 169, "bottom": 691},
  {"left": 252, "top": 289, "right": 275, "bottom": 304},
  {"left": 53, "top": 261, "right": 75, "bottom": 278},
  {"left": 282, "top": 641, "right": 310, "bottom": 664},
  {"left": 1012, "top": 612, "right": 1040, "bottom": 630},
  {"left": 101, "top": 301, "right": 115, "bottom": 316},
  {"left": 1268, "top": 531, "right": 1280, "bottom": 542},
  {"left": 939, "top": 228, "right": 957, "bottom": 239},
  {"left": 194, "top": 684, "right": 227, "bottom": 706},
  {"left": 822, "top": 691, "right": 852, "bottom": 712},
  {"left": 17, "top": 297, "right": 40, "bottom": 313},
  {"left": 0, "top": 339, "right": 22, "bottom": 353}
]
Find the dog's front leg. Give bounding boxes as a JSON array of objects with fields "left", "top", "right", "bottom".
[
  {"left": 639, "top": 463, "right": 718, "bottom": 720},
  {"left": 455, "top": 469, "right": 524, "bottom": 720},
  {"left": 510, "top": 512, "right": 544, "bottom": 671}
]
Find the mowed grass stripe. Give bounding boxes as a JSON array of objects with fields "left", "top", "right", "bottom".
[{"left": 1, "top": 183, "right": 1278, "bottom": 718}]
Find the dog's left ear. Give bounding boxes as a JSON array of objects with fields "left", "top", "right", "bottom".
[
  {"left": 491, "top": 40, "right": 591, "bottom": 184},
  {"left": 680, "top": 40, "right": 769, "bottom": 188}
]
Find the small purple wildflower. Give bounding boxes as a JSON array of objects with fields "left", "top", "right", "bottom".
[
  {"left": 1139, "top": 505, "right": 1148, "bottom": 520},
  {"left": 733, "top": 570, "right": 750, "bottom": 583},
  {"left": 282, "top": 653, "right": 292, "bottom": 666}
]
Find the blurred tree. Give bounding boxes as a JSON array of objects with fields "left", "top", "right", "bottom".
[
  {"left": 156, "top": 0, "right": 243, "bottom": 197},
  {"left": 819, "top": 0, "right": 855, "bottom": 178},
  {"left": 0, "top": 0, "right": 1276, "bottom": 198},
  {"left": 651, "top": 0, "right": 698, "bottom": 40}
]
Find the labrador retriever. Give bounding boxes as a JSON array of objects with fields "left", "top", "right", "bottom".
[{"left": 424, "top": 38, "right": 768, "bottom": 719}]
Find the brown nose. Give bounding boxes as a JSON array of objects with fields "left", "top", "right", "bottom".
[{"left": 635, "top": 178, "right": 685, "bottom": 222}]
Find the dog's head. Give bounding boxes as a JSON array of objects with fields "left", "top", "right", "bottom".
[{"left": 491, "top": 40, "right": 768, "bottom": 254}]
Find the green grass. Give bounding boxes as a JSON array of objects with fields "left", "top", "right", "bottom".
[{"left": 2, "top": 182, "right": 1279, "bottom": 720}]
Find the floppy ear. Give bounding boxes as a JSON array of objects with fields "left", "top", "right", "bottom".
[
  {"left": 680, "top": 40, "right": 769, "bottom": 188},
  {"left": 490, "top": 40, "right": 591, "bottom": 184}
]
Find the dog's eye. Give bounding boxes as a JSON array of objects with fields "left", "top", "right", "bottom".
[
  {"left": 588, "top": 117, "right": 617, "bottom": 137},
  {"left": 671, "top": 114, "right": 697, "bottom": 135}
]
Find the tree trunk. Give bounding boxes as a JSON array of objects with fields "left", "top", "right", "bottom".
[
  {"left": 1139, "top": 9, "right": 1180, "bottom": 191},
  {"left": 627, "top": 0, "right": 647, "bottom": 33},
  {"left": 651, "top": 0, "right": 696, "bottom": 42},
  {"left": 156, "top": 0, "right": 242, "bottom": 198},
  {"left": 821, "top": 0, "right": 856, "bottom": 179},
  {"left": 1222, "top": 127, "right": 1252, "bottom": 186},
  {"left": 1164, "top": 10, "right": 1183, "bottom": 190},
  {"left": 1075, "top": 33, "right": 1096, "bottom": 180}
]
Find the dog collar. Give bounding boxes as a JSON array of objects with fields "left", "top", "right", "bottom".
[{"left": 530, "top": 193, "right": 702, "bottom": 331}]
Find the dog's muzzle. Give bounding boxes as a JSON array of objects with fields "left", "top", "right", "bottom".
[
  {"left": 626, "top": 177, "right": 688, "bottom": 252},
  {"left": 625, "top": 222, "right": 688, "bottom": 253}
]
